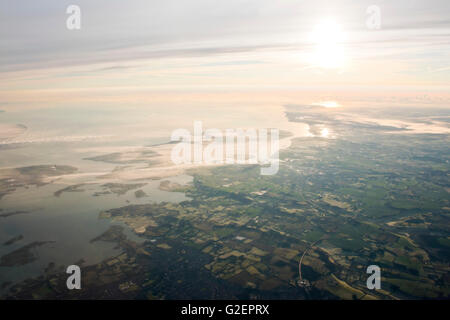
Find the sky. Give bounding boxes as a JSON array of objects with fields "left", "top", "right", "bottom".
[{"left": 0, "top": 0, "right": 449, "bottom": 108}]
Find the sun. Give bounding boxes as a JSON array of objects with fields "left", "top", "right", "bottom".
[{"left": 309, "top": 19, "right": 347, "bottom": 69}]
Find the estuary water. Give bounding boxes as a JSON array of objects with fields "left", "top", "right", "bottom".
[{"left": 0, "top": 102, "right": 308, "bottom": 293}]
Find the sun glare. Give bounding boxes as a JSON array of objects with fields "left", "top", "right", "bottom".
[
  {"left": 309, "top": 20, "right": 347, "bottom": 69},
  {"left": 320, "top": 128, "right": 330, "bottom": 138},
  {"left": 313, "top": 101, "right": 341, "bottom": 108}
]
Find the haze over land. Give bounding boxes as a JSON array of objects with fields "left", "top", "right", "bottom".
[{"left": 0, "top": 1, "right": 449, "bottom": 299}]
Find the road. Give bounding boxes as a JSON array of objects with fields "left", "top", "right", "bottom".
[{"left": 298, "top": 238, "right": 323, "bottom": 284}]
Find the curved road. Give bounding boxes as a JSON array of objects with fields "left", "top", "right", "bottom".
[{"left": 298, "top": 238, "right": 323, "bottom": 283}]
